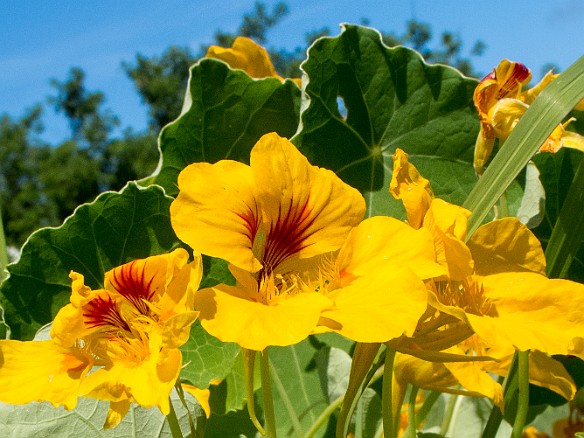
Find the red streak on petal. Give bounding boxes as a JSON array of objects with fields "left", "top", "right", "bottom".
[
  {"left": 263, "top": 196, "right": 316, "bottom": 271},
  {"left": 83, "top": 294, "right": 131, "bottom": 332},
  {"left": 498, "top": 62, "right": 531, "bottom": 97},
  {"left": 235, "top": 203, "right": 260, "bottom": 243},
  {"left": 109, "top": 261, "right": 155, "bottom": 316}
]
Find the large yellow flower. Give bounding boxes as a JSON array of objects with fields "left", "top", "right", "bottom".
[
  {"left": 171, "top": 132, "right": 365, "bottom": 350},
  {"left": 389, "top": 149, "right": 584, "bottom": 404},
  {"left": 206, "top": 36, "right": 301, "bottom": 87},
  {"left": 0, "top": 249, "right": 201, "bottom": 429},
  {"left": 473, "top": 59, "right": 584, "bottom": 174}
]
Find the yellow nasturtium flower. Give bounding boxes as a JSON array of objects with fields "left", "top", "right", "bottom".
[
  {"left": 206, "top": 36, "right": 302, "bottom": 87},
  {"left": 0, "top": 249, "right": 202, "bottom": 429},
  {"left": 171, "top": 132, "right": 365, "bottom": 351},
  {"left": 389, "top": 149, "right": 584, "bottom": 405},
  {"left": 473, "top": 59, "right": 584, "bottom": 174}
]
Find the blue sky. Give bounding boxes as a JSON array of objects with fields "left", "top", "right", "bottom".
[{"left": 1, "top": 0, "right": 583, "bottom": 144}]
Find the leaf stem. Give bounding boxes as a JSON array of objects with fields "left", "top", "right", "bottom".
[
  {"left": 415, "top": 390, "right": 440, "bottom": 428},
  {"left": 175, "top": 383, "right": 196, "bottom": 437},
  {"left": 261, "top": 348, "right": 278, "bottom": 438},
  {"left": 244, "top": 348, "right": 266, "bottom": 435},
  {"left": 167, "top": 398, "right": 184, "bottom": 438},
  {"left": 305, "top": 394, "right": 344, "bottom": 438},
  {"left": 511, "top": 350, "right": 530, "bottom": 438},
  {"left": 382, "top": 348, "right": 397, "bottom": 438},
  {"left": 407, "top": 385, "right": 418, "bottom": 438},
  {"left": 439, "top": 394, "right": 458, "bottom": 436}
]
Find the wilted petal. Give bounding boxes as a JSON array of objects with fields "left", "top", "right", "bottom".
[{"left": 390, "top": 148, "right": 433, "bottom": 229}]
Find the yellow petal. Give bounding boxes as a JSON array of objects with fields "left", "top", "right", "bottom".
[
  {"left": 489, "top": 98, "right": 528, "bottom": 139},
  {"left": 206, "top": 36, "right": 281, "bottom": 80},
  {"left": 484, "top": 350, "right": 576, "bottom": 401},
  {"left": 423, "top": 199, "right": 474, "bottom": 280},
  {"left": 251, "top": 133, "right": 365, "bottom": 273},
  {"left": 194, "top": 283, "right": 332, "bottom": 351},
  {"left": 473, "top": 127, "right": 496, "bottom": 175},
  {"left": 336, "top": 215, "right": 446, "bottom": 280},
  {"left": 468, "top": 217, "right": 546, "bottom": 276},
  {"left": 559, "top": 130, "right": 584, "bottom": 152},
  {"left": 319, "top": 266, "right": 427, "bottom": 342},
  {"left": 468, "top": 272, "right": 584, "bottom": 354},
  {"left": 390, "top": 148, "right": 433, "bottom": 229},
  {"left": 181, "top": 384, "right": 211, "bottom": 418},
  {"left": 103, "top": 399, "right": 130, "bottom": 429},
  {"left": 0, "top": 340, "right": 92, "bottom": 409},
  {"left": 81, "top": 345, "right": 182, "bottom": 416},
  {"left": 171, "top": 159, "right": 262, "bottom": 272},
  {"left": 521, "top": 70, "right": 557, "bottom": 105}
]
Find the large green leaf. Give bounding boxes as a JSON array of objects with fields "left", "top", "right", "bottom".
[
  {"left": 267, "top": 340, "right": 330, "bottom": 438},
  {"left": 154, "top": 58, "right": 301, "bottom": 196},
  {"left": 293, "top": 24, "right": 481, "bottom": 218},
  {"left": 0, "top": 182, "right": 181, "bottom": 340},
  {"left": 0, "top": 387, "right": 205, "bottom": 438},
  {"left": 180, "top": 321, "right": 241, "bottom": 389}
]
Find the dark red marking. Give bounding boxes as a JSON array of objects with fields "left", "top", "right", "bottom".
[{"left": 109, "top": 261, "right": 155, "bottom": 316}]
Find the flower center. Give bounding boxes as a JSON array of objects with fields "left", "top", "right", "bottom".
[{"left": 435, "top": 276, "right": 497, "bottom": 317}]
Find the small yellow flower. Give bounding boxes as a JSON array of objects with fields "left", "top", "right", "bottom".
[
  {"left": 171, "top": 132, "right": 365, "bottom": 350},
  {"left": 206, "top": 36, "right": 301, "bottom": 87},
  {"left": 0, "top": 249, "right": 201, "bottom": 429},
  {"left": 473, "top": 59, "right": 584, "bottom": 174}
]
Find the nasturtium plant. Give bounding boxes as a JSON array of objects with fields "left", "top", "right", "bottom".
[{"left": 1, "top": 22, "right": 584, "bottom": 438}]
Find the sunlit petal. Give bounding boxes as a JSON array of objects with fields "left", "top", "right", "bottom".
[
  {"left": 171, "top": 159, "right": 262, "bottom": 272},
  {"left": 194, "top": 283, "right": 332, "bottom": 351},
  {"left": 0, "top": 340, "right": 92, "bottom": 410},
  {"left": 320, "top": 266, "right": 427, "bottom": 342},
  {"left": 467, "top": 217, "right": 546, "bottom": 276}
]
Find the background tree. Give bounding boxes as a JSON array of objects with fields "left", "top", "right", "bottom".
[{"left": 1, "top": 1, "right": 485, "bottom": 249}]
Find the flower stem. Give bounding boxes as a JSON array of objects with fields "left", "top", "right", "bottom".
[
  {"left": 382, "top": 348, "right": 397, "bottom": 438},
  {"left": 415, "top": 390, "right": 440, "bottom": 428},
  {"left": 407, "top": 385, "right": 418, "bottom": 438},
  {"left": 175, "top": 383, "right": 196, "bottom": 437},
  {"left": 511, "top": 350, "right": 530, "bottom": 438},
  {"left": 305, "top": 394, "right": 344, "bottom": 438},
  {"left": 261, "top": 348, "right": 278, "bottom": 438},
  {"left": 439, "top": 394, "right": 458, "bottom": 436},
  {"left": 244, "top": 348, "right": 266, "bottom": 435},
  {"left": 167, "top": 398, "right": 183, "bottom": 438}
]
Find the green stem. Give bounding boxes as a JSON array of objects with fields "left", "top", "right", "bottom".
[
  {"left": 382, "top": 348, "right": 397, "bottom": 438},
  {"left": 166, "top": 398, "right": 183, "bottom": 438},
  {"left": 439, "top": 394, "right": 458, "bottom": 436},
  {"left": 0, "top": 204, "right": 8, "bottom": 283},
  {"left": 269, "top": 357, "right": 303, "bottom": 437},
  {"left": 175, "top": 383, "right": 196, "bottom": 437},
  {"left": 511, "top": 350, "right": 530, "bottom": 438},
  {"left": 415, "top": 391, "right": 440, "bottom": 428},
  {"left": 244, "top": 349, "right": 266, "bottom": 435},
  {"left": 261, "top": 349, "right": 278, "bottom": 438},
  {"left": 305, "top": 394, "right": 344, "bottom": 438},
  {"left": 407, "top": 386, "right": 418, "bottom": 438}
]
